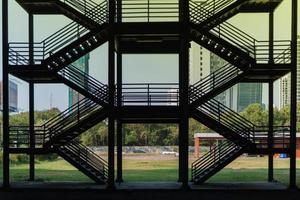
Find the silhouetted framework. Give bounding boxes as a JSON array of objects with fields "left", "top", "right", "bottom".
[{"left": 2, "top": 0, "right": 298, "bottom": 189}]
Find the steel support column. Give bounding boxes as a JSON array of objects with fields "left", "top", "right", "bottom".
[
  {"left": 178, "top": 0, "right": 190, "bottom": 189},
  {"left": 107, "top": 0, "right": 116, "bottom": 189},
  {"left": 268, "top": 10, "right": 274, "bottom": 183},
  {"left": 289, "top": 0, "right": 298, "bottom": 189},
  {"left": 29, "top": 13, "right": 35, "bottom": 182},
  {"left": 116, "top": 0, "right": 123, "bottom": 183},
  {"left": 116, "top": 52, "right": 123, "bottom": 183},
  {"left": 107, "top": 41, "right": 115, "bottom": 188},
  {"left": 268, "top": 81, "right": 274, "bottom": 182},
  {"left": 2, "top": 0, "right": 10, "bottom": 188}
]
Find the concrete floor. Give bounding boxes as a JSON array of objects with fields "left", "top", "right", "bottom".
[
  {"left": 0, "top": 181, "right": 298, "bottom": 200},
  {"left": 2, "top": 180, "right": 289, "bottom": 190}
]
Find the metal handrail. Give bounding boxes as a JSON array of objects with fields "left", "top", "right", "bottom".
[
  {"left": 121, "top": 0, "right": 179, "bottom": 22},
  {"left": 191, "top": 140, "right": 241, "bottom": 180},
  {"left": 60, "top": 140, "right": 108, "bottom": 179},
  {"left": 189, "top": 0, "right": 238, "bottom": 25},
  {"left": 121, "top": 83, "right": 179, "bottom": 106},
  {"left": 8, "top": 0, "right": 108, "bottom": 64},
  {"left": 9, "top": 126, "right": 45, "bottom": 148},
  {"left": 58, "top": 65, "right": 109, "bottom": 103},
  {"left": 189, "top": 0, "right": 292, "bottom": 64},
  {"left": 189, "top": 63, "right": 242, "bottom": 100},
  {"left": 193, "top": 97, "right": 256, "bottom": 141}
]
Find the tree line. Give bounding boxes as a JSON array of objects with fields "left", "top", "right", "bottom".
[{"left": 0, "top": 103, "right": 297, "bottom": 147}]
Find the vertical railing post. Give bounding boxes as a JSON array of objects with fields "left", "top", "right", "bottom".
[
  {"left": 217, "top": 102, "right": 220, "bottom": 123},
  {"left": 16, "top": 52, "right": 19, "bottom": 65},
  {"left": 253, "top": 40, "right": 257, "bottom": 61},
  {"left": 147, "top": 0, "right": 150, "bottom": 22},
  {"left": 213, "top": 0, "right": 215, "bottom": 16},
  {"left": 77, "top": 102, "right": 80, "bottom": 123},
  {"left": 147, "top": 84, "right": 150, "bottom": 106}
]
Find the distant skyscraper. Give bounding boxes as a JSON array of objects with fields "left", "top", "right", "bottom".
[
  {"left": 210, "top": 53, "right": 263, "bottom": 112},
  {"left": 236, "top": 83, "right": 263, "bottom": 112},
  {"left": 190, "top": 43, "right": 263, "bottom": 111},
  {"left": 280, "top": 74, "right": 291, "bottom": 108},
  {"left": 68, "top": 54, "right": 90, "bottom": 107},
  {"left": 210, "top": 53, "right": 234, "bottom": 108},
  {"left": 0, "top": 80, "right": 19, "bottom": 112},
  {"left": 279, "top": 35, "right": 300, "bottom": 108}
]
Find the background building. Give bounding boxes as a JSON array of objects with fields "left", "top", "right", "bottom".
[
  {"left": 280, "top": 74, "right": 291, "bottom": 108},
  {"left": 0, "top": 80, "right": 19, "bottom": 112},
  {"left": 189, "top": 42, "right": 210, "bottom": 84},
  {"left": 68, "top": 54, "right": 90, "bottom": 107},
  {"left": 235, "top": 83, "right": 263, "bottom": 112},
  {"left": 210, "top": 53, "right": 263, "bottom": 112},
  {"left": 279, "top": 35, "right": 300, "bottom": 108}
]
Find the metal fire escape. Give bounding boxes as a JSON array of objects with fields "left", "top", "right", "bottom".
[{"left": 5, "top": 0, "right": 294, "bottom": 187}]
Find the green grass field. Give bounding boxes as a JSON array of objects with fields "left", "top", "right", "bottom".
[{"left": 1, "top": 154, "right": 300, "bottom": 186}]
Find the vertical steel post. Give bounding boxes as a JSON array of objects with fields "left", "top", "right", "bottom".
[
  {"left": 29, "top": 13, "right": 35, "bottom": 182},
  {"left": 268, "top": 10, "right": 274, "bottom": 182},
  {"left": 116, "top": 51, "right": 123, "bottom": 182},
  {"left": 116, "top": 1, "right": 123, "bottom": 182},
  {"left": 2, "top": 0, "right": 10, "bottom": 188},
  {"left": 178, "top": 0, "right": 190, "bottom": 189},
  {"left": 289, "top": 0, "right": 298, "bottom": 189},
  {"left": 268, "top": 81, "right": 274, "bottom": 182},
  {"left": 107, "top": 0, "right": 116, "bottom": 189}
]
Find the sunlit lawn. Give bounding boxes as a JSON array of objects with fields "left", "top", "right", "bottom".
[{"left": 0, "top": 154, "right": 300, "bottom": 186}]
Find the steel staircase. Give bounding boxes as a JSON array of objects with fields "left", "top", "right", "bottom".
[
  {"left": 189, "top": 63, "right": 245, "bottom": 105},
  {"left": 57, "top": 140, "right": 108, "bottom": 184},
  {"left": 189, "top": 0, "right": 291, "bottom": 106},
  {"left": 9, "top": 95, "right": 109, "bottom": 183},
  {"left": 189, "top": 0, "right": 283, "bottom": 30},
  {"left": 190, "top": 93, "right": 290, "bottom": 183},
  {"left": 191, "top": 98, "right": 255, "bottom": 146},
  {"left": 9, "top": 0, "right": 110, "bottom": 104},
  {"left": 17, "top": 0, "right": 107, "bottom": 29},
  {"left": 8, "top": 0, "right": 111, "bottom": 184},
  {"left": 57, "top": 65, "right": 109, "bottom": 105},
  {"left": 191, "top": 140, "right": 243, "bottom": 184},
  {"left": 189, "top": 0, "right": 290, "bottom": 184},
  {"left": 43, "top": 96, "right": 108, "bottom": 148},
  {"left": 8, "top": 0, "right": 291, "bottom": 185}
]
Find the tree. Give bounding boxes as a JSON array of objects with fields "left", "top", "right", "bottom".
[{"left": 240, "top": 103, "right": 268, "bottom": 126}]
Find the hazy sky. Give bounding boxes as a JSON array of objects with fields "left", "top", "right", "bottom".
[{"left": 0, "top": 0, "right": 299, "bottom": 111}]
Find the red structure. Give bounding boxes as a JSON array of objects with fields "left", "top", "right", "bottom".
[{"left": 194, "top": 132, "right": 300, "bottom": 158}]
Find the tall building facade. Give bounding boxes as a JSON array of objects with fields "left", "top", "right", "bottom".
[
  {"left": 236, "top": 83, "right": 263, "bottom": 112},
  {"left": 279, "top": 35, "right": 300, "bottom": 108},
  {"left": 0, "top": 80, "right": 19, "bottom": 112},
  {"left": 189, "top": 42, "right": 210, "bottom": 84},
  {"left": 210, "top": 53, "right": 263, "bottom": 112},
  {"left": 68, "top": 54, "right": 90, "bottom": 107},
  {"left": 210, "top": 53, "right": 235, "bottom": 108},
  {"left": 190, "top": 43, "right": 263, "bottom": 112}
]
